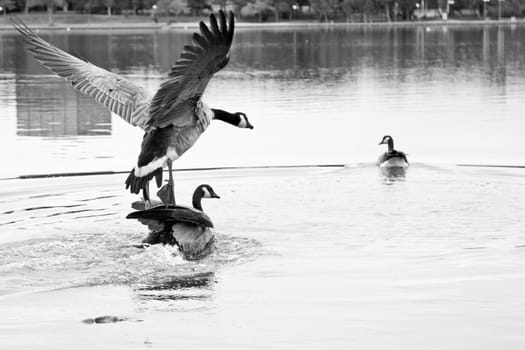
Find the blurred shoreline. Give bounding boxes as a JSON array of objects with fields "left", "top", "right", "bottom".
[{"left": 0, "top": 14, "right": 524, "bottom": 31}]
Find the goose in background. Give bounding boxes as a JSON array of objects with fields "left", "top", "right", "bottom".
[
  {"left": 127, "top": 184, "right": 220, "bottom": 260},
  {"left": 377, "top": 135, "right": 409, "bottom": 168},
  {"left": 11, "top": 11, "right": 253, "bottom": 208}
]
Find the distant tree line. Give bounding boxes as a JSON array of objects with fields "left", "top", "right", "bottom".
[
  {"left": 1, "top": 0, "right": 524, "bottom": 21},
  {"left": 0, "top": 1, "right": 158, "bottom": 15}
]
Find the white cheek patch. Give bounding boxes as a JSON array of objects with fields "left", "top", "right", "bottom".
[
  {"left": 238, "top": 116, "right": 247, "bottom": 128},
  {"left": 202, "top": 187, "right": 211, "bottom": 198}
]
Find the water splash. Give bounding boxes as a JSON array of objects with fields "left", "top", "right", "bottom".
[{"left": 0, "top": 228, "right": 260, "bottom": 311}]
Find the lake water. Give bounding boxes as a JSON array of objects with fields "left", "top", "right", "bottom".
[{"left": 0, "top": 24, "right": 525, "bottom": 349}]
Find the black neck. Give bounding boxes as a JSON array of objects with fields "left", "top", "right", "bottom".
[
  {"left": 212, "top": 109, "right": 238, "bottom": 126},
  {"left": 192, "top": 191, "right": 203, "bottom": 211},
  {"left": 387, "top": 139, "right": 394, "bottom": 152}
]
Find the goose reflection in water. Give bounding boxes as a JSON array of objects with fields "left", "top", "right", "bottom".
[
  {"left": 381, "top": 166, "right": 407, "bottom": 185},
  {"left": 134, "top": 272, "right": 215, "bottom": 309}
]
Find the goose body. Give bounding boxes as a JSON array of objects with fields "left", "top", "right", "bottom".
[
  {"left": 127, "top": 184, "right": 219, "bottom": 259},
  {"left": 12, "top": 11, "right": 252, "bottom": 205},
  {"left": 377, "top": 135, "right": 409, "bottom": 168}
]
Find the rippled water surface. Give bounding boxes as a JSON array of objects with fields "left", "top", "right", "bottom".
[
  {"left": 1, "top": 165, "right": 524, "bottom": 348},
  {"left": 1, "top": 25, "right": 525, "bottom": 178},
  {"left": 0, "top": 25, "right": 525, "bottom": 349}
]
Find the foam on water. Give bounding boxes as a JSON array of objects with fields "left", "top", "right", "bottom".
[
  {"left": 0, "top": 230, "right": 259, "bottom": 307},
  {"left": 0, "top": 172, "right": 261, "bottom": 311},
  {"left": 0, "top": 166, "right": 524, "bottom": 348}
]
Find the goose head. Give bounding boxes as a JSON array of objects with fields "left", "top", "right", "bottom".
[
  {"left": 212, "top": 109, "right": 253, "bottom": 129},
  {"left": 193, "top": 184, "right": 220, "bottom": 211},
  {"left": 198, "top": 184, "right": 220, "bottom": 199},
  {"left": 235, "top": 112, "right": 254, "bottom": 129},
  {"left": 378, "top": 135, "right": 393, "bottom": 146}
]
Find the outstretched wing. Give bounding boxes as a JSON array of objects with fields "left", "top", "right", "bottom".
[
  {"left": 147, "top": 10, "right": 234, "bottom": 129},
  {"left": 11, "top": 17, "right": 152, "bottom": 130}
]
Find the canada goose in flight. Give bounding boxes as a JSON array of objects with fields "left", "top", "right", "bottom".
[
  {"left": 11, "top": 11, "right": 253, "bottom": 206},
  {"left": 127, "top": 184, "right": 220, "bottom": 260},
  {"left": 377, "top": 135, "right": 409, "bottom": 168}
]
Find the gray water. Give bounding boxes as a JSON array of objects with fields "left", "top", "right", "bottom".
[
  {"left": 0, "top": 25, "right": 525, "bottom": 349},
  {"left": 1, "top": 25, "right": 525, "bottom": 177}
]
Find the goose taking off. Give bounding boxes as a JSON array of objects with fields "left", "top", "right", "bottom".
[
  {"left": 127, "top": 184, "right": 220, "bottom": 260},
  {"left": 11, "top": 11, "right": 253, "bottom": 206},
  {"left": 377, "top": 135, "right": 409, "bottom": 168}
]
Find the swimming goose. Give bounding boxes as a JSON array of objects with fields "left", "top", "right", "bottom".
[
  {"left": 377, "top": 135, "right": 409, "bottom": 168},
  {"left": 11, "top": 11, "right": 253, "bottom": 207},
  {"left": 127, "top": 184, "right": 220, "bottom": 259}
]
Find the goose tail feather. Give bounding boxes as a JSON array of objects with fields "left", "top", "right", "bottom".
[{"left": 125, "top": 168, "right": 163, "bottom": 201}]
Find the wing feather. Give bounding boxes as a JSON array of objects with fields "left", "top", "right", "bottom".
[
  {"left": 210, "top": 15, "right": 220, "bottom": 37},
  {"left": 180, "top": 51, "right": 199, "bottom": 60},
  {"left": 147, "top": 10, "right": 235, "bottom": 129},
  {"left": 199, "top": 21, "right": 215, "bottom": 44},
  {"left": 11, "top": 17, "right": 152, "bottom": 130},
  {"left": 183, "top": 45, "right": 204, "bottom": 56},
  {"left": 192, "top": 33, "right": 209, "bottom": 50},
  {"left": 218, "top": 10, "right": 227, "bottom": 38}
]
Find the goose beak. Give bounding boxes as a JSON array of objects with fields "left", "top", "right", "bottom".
[
  {"left": 211, "top": 193, "right": 220, "bottom": 199},
  {"left": 247, "top": 122, "right": 254, "bottom": 129}
]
